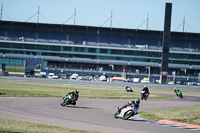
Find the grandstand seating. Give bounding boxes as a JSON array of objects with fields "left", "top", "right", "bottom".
[
  {"left": 168, "top": 63, "right": 190, "bottom": 69},
  {"left": 37, "top": 39, "right": 49, "bottom": 43},
  {"left": 0, "top": 33, "right": 199, "bottom": 54},
  {"left": 0, "top": 34, "right": 199, "bottom": 53},
  {"left": 25, "top": 38, "right": 36, "bottom": 42},
  {"left": 49, "top": 39, "right": 61, "bottom": 44}
]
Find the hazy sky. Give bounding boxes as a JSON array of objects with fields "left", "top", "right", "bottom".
[{"left": 1, "top": 0, "right": 200, "bottom": 33}]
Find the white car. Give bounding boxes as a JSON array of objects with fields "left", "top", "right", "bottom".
[
  {"left": 70, "top": 73, "right": 79, "bottom": 80},
  {"left": 168, "top": 81, "right": 175, "bottom": 85},
  {"left": 141, "top": 78, "right": 150, "bottom": 84},
  {"left": 48, "top": 73, "right": 54, "bottom": 79},
  {"left": 132, "top": 78, "right": 140, "bottom": 83},
  {"left": 187, "top": 82, "right": 197, "bottom": 86},
  {"left": 52, "top": 75, "right": 58, "bottom": 79}
]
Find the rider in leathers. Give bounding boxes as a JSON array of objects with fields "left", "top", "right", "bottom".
[
  {"left": 118, "top": 98, "right": 140, "bottom": 115},
  {"left": 142, "top": 85, "right": 150, "bottom": 94},
  {"left": 66, "top": 90, "right": 79, "bottom": 105}
]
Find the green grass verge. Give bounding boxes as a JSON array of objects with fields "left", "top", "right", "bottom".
[
  {"left": 149, "top": 88, "right": 200, "bottom": 96},
  {"left": 5, "top": 66, "right": 25, "bottom": 72},
  {"left": 0, "top": 119, "right": 101, "bottom": 133},
  {"left": 0, "top": 80, "right": 173, "bottom": 99},
  {"left": 140, "top": 106, "right": 200, "bottom": 126}
]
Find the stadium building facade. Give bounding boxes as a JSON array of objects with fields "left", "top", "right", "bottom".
[{"left": 0, "top": 20, "right": 200, "bottom": 77}]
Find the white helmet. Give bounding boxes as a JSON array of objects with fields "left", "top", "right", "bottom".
[{"left": 144, "top": 85, "right": 147, "bottom": 88}]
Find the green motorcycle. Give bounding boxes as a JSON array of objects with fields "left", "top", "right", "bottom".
[
  {"left": 174, "top": 89, "right": 183, "bottom": 98},
  {"left": 60, "top": 94, "right": 75, "bottom": 107}
]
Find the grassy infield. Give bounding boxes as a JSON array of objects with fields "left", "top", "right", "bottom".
[{"left": 0, "top": 80, "right": 200, "bottom": 133}]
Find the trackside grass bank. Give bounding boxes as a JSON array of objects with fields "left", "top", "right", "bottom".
[
  {"left": 0, "top": 80, "right": 172, "bottom": 99},
  {"left": 0, "top": 119, "right": 101, "bottom": 133},
  {"left": 140, "top": 106, "right": 200, "bottom": 126},
  {"left": 4, "top": 66, "right": 25, "bottom": 72}
]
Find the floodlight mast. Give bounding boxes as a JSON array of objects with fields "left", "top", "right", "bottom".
[
  {"left": 182, "top": 15, "right": 185, "bottom": 32},
  {"left": 25, "top": 6, "right": 40, "bottom": 23},
  {"left": 146, "top": 13, "right": 149, "bottom": 30},
  {"left": 110, "top": 11, "right": 113, "bottom": 28},
  {"left": 0, "top": 3, "right": 3, "bottom": 20},
  {"left": 62, "top": 8, "right": 76, "bottom": 25},
  {"left": 74, "top": 8, "right": 76, "bottom": 25},
  {"left": 100, "top": 11, "right": 113, "bottom": 28},
  {"left": 137, "top": 13, "right": 149, "bottom": 30},
  {"left": 37, "top": 6, "right": 40, "bottom": 23}
]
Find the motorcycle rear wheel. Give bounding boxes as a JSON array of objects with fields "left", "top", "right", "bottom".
[{"left": 179, "top": 93, "right": 183, "bottom": 98}]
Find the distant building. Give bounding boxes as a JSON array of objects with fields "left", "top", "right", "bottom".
[{"left": 0, "top": 20, "right": 199, "bottom": 76}]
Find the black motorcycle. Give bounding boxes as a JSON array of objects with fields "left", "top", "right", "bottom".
[
  {"left": 140, "top": 91, "right": 149, "bottom": 100},
  {"left": 125, "top": 87, "right": 133, "bottom": 92}
]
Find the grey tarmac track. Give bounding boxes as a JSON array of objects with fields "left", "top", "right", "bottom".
[{"left": 0, "top": 76, "right": 200, "bottom": 133}]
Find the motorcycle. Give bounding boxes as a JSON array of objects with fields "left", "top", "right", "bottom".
[
  {"left": 114, "top": 104, "right": 138, "bottom": 120},
  {"left": 60, "top": 94, "right": 75, "bottom": 107},
  {"left": 125, "top": 87, "right": 133, "bottom": 92},
  {"left": 140, "top": 91, "right": 149, "bottom": 100},
  {"left": 174, "top": 89, "right": 183, "bottom": 98}
]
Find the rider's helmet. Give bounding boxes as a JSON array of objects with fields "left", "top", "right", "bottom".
[
  {"left": 174, "top": 87, "right": 177, "bottom": 91},
  {"left": 126, "top": 85, "right": 128, "bottom": 87},
  {"left": 144, "top": 85, "right": 147, "bottom": 88},
  {"left": 75, "top": 90, "right": 79, "bottom": 95},
  {"left": 135, "top": 98, "right": 140, "bottom": 105}
]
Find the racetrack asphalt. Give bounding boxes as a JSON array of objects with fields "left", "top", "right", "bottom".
[{"left": 0, "top": 77, "right": 200, "bottom": 133}]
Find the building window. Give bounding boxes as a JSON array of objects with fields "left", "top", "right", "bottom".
[
  {"left": 88, "top": 48, "right": 96, "bottom": 53},
  {"left": 100, "top": 49, "right": 107, "bottom": 54},
  {"left": 64, "top": 46, "right": 72, "bottom": 51}
]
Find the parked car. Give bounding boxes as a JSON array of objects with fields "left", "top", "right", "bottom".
[
  {"left": 187, "top": 82, "right": 197, "bottom": 86},
  {"left": 99, "top": 75, "right": 107, "bottom": 81},
  {"left": 132, "top": 78, "right": 140, "bottom": 83},
  {"left": 141, "top": 78, "right": 150, "bottom": 84},
  {"left": 70, "top": 73, "right": 79, "bottom": 80},
  {"left": 168, "top": 81, "right": 175, "bottom": 85},
  {"left": 40, "top": 72, "right": 47, "bottom": 78},
  {"left": 48, "top": 73, "right": 58, "bottom": 79},
  {"left": 48, "top": 73, "right": 54, "bottom": 79},
  {"left": 52, "top": 75, "right": 58, "bottom": 79},
  {"left": 58, "top": 73, "right": 67, "bottom": 79}
]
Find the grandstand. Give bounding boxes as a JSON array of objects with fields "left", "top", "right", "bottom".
[{"left": 0, "top": 20, "right": 200, "bottom": 79}]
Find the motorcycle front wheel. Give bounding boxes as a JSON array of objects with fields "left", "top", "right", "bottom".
[
  {"left": 62, "top": 99, "right": 70, "bottom": 107},
  {"left": 123, "top": 110, "right": 134, "bottom": 120},
  {"left": 114, "top": 112, "right": 119, "bottom": 118}
]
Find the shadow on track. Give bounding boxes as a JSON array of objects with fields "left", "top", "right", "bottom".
[{"left": 62, "top": 105, "right": 92, "bottom": 109}]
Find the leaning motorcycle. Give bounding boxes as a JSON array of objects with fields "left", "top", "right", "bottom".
[
  {"left": 60, "top": 94, "right": 75, "bottom": 107},
  {"left": 141, "top": 91, "right": 149, "bottom": 100},
  {"left": 114, "top": 104, "right": 138, "bottom": 120},
  {"left": 174, "top": 89, "right": 183, "bottom": 98},
  {"left": 125, "top": 87, "right": 133, "bottom": 92}
]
